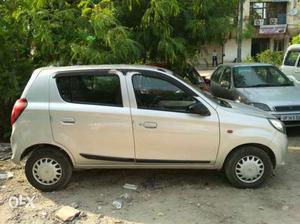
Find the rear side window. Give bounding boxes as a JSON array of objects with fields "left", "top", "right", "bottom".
[
  {"left": 284, "top": 51, "right": 300, "bottom": 66},
  {"left": 56, "top": 73, "right": 123, "bottom": 107}
]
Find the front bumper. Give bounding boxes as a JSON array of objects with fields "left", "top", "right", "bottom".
[
  {"left": 270, "top": 130, "right": 288, "bottom": 167},
  {"left": 270, "top": 112, "right": 300, "bottom": 127}
]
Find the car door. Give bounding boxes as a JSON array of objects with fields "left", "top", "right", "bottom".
[
  {"left": 49, "top": 69, "right": 135, "bottom": 166},
  {"left": 217, "top": 67, "right": 234, "bottom": 100},
  {"left": 125, "top": 70, "right": 220, "bottom": 163}
]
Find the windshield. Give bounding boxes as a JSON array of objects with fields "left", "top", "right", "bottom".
[{"left": 233, "top": 66, "right": 293, "bottom": 88}]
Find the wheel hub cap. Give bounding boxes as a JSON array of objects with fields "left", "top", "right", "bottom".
[
  {"left": 235, "top": 155, "right": 264, "bottom": 183},
  {"left": 32, "top": 158, "right": 62, "bottom": 185}
]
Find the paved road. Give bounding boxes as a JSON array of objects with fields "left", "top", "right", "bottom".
[{"left": 287, "top": 127, "right": 300, "bottom": 151}]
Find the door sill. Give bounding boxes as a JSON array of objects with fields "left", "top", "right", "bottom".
[{"left": 80, "top": 153, "right": 210, "bottom": 164}]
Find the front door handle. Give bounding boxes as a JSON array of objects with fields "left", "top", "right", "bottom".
[
  {"left": 141, "top": 122, "right": 157, "bottom": 129},
  {"left": 61, "top": 118, "right": 76, "bottom": 125}
]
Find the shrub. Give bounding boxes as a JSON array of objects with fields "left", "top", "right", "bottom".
[
  {"left": 256, "top": 50, "right": 284, "bottom": 67},
  {"left": 243, "top": 55, "right": 255, "bottom": 63}
]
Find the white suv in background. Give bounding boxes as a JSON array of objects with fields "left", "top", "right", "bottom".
[
  {"left": 281, "top": 44, "right": 300, "bottom": 85},
  {"left": 10, "top": 65, "right": 287, "bottom": 191}
]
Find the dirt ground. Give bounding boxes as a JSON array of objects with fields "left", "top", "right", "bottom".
[{"left": 1, "top": 128, "right": 300, "bottom": 224}]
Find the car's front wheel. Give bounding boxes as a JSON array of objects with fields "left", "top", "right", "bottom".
[
  {"left": 25, "top": 148, "right": 73, "bottom": 192},
  {"left": 224, "top": 146, "right": 273, "bottom": 188}
]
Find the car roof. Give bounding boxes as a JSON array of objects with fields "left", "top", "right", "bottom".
[
  {"left": 219, "top": 63, "right": 273, "bottom": 68},
  {"left": 287, "top": 44, "right": 300, "bottom": 51},
  {"left": 38, "top": 64, "right": 173, "bottom": 75}
]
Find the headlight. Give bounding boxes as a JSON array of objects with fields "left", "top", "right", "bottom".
[
  {"left": 268, "top": 118, "right": 286, "bottom": 134},
  {"left": 249, "top": 102, "right": 271, "bottom": 111}
]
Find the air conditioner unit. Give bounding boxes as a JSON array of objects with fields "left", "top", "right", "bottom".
[
  {"left": 269, "top": 18, "right": 278, "bottom": 25},
  {"left": 254, "top": 19, "right": 264, "bottom": 26}
]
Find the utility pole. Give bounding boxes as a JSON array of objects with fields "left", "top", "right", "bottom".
[{"left": 237, "top": 0, "right": 244, "bottom": 62}]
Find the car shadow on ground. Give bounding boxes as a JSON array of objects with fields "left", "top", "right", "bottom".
[{"left": 286, "top": 127, "right": 300, "bottom": 137}]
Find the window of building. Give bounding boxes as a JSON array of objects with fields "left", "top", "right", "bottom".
[
  {"left": 56, "top": 73, "right": 123, "bottom": 107},
  {"left": 132, "top": 74, "right": 197, "bottom": 113},
  {"left": 251, "top": 3, "right": 267, "bottom": 20},
  {"left": 250, "top": 2, "right": 287, "bottom": 25}
]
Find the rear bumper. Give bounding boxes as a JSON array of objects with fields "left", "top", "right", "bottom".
[{"left": 10, "top": 126, "right": 22, "bottom": 165}]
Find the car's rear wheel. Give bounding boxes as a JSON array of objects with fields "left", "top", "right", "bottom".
[
  {"left": 25, "top": 148, "right": 73, "bottom": 192},
  {"left": 224, "top": 146, "right": 273, "bottom": 188}
]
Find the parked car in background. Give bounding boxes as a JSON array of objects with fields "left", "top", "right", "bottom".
[
  {"left": 11, "top": 65, "right": 287, "bottom": 191},
  {"left": 281, "top": 44, "right": 300, "bottom": 85},
  {"left": 210, "top": 63, "right": 300, "bottom": 127}
]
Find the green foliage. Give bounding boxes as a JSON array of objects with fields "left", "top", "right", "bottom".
[
  {"left": 0, "top": 0, "right": 237, "bottom": 140},
  {"left": 242, "top": 23, "right": 256, "bottom": 39},
  {"left": 256, "top": 50, "right": 284, "bottom": 67},
  {"left": 292, "top": 25, "right": 300, "bottom": 44},
  {"left": 243, "top": 55, "right": 255, "bottom": 63},
  {"left": 292, "top": 35, "right": 300, "bottom": 45}
]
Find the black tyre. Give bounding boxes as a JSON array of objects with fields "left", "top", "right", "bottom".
[
  {"left": 224, "top": 146, "right": 273, "bottom": 188},
  {"left": 25, "top": 148, "right": 73, "bottom": 192}
]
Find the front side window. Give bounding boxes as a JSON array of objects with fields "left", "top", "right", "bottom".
[
  {"left": 56, "top": 73, "right": 123, "bottom": 107},
  {"left": 211, "top": 66, "right": 224, "bottom": 83},
  {"left": 233, "top": 66, "right": 292, "bottom": 88},
  {"left": 284, "top": 51, "right": 300, "bottom": 66},
  {"left": 220, "top": 67, "right": 232, "bottom": 85},
  {"left": 132, "top": 74, "right": 197, "bottom": 113}
]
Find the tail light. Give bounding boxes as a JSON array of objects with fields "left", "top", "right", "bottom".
[{"left": 11, "top": 98, "right": 28, "bottom": 125}]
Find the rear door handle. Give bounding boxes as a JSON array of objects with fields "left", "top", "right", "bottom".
[
  {"left": 61, "top": 118, "right": 76, "bottom": 125},
  {"left": 141, "top": 122, "right": 157, "bottom": 129}
]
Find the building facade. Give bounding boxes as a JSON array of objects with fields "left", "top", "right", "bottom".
[
  {"left": 198, "top": 0, "right": 300, "bottom": 67},
  {"left": 223, "top": 0, "right": 300, "bottom": 63}
]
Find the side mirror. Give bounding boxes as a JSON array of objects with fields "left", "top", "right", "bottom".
[
  {"left": 220, "top": 80, "right": 230, "bottom": 89},
  {"left": 188, "top": 102, "right": 211, "bottom": 116}
]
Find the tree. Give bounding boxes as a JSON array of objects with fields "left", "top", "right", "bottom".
[
  {"left": 0, "top": 0, "right": 237, "bottom": 140},
  {"left": 11, "top": 0, "right": 237, "bottom": 66},
  {"left": 0, "top": 0, "right": 34, "bottom": 139}
]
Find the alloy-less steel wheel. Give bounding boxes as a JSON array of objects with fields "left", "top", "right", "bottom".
[
  {"left": 224, "top": 146, "right": 273, "bottom": 188},
  {"left": 25, "top": 148, "right": 73, "bottom": 192}
]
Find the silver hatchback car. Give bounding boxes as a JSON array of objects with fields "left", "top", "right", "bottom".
[
  {"left": 210, "top": 63, "right": 300, "bottom": 127},
  {"left": 11, "top": 65, "right": 287, "bottom": 191}
]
